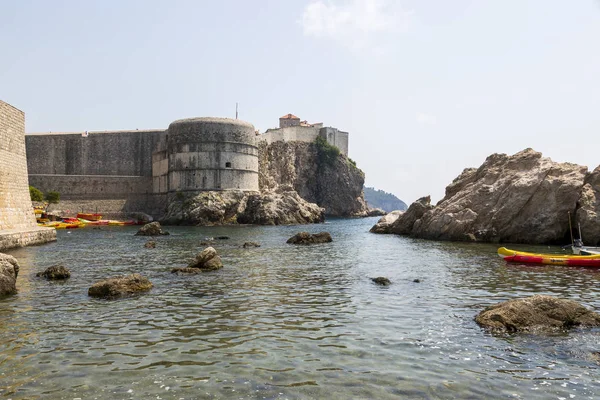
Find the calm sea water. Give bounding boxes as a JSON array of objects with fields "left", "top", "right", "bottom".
[{"left": 1, "top": 217, "right": 600, "bottom": 399}]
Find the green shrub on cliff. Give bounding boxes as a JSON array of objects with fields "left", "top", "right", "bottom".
[
  {"left": 315, "top": 136, "right": 340, "bottom": 166},
  {"left": 29, "top": 186, "right": 44, "bottom": 202},
  {"left": 45, "top": 191, "right": 60, "bottom": 204}
]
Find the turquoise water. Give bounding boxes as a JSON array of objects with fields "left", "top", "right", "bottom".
[{"left": 1, "top": 217, "right": 600, "bottom": 399}]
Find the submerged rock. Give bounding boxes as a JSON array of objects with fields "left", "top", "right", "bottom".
[
  {"left": 88, "top": 273, "right": 153, "bottom": 298},
  {"left": 371, "top": 277, "right": 391, "bottom": 286},
  {"left": 171, "top": 267, "right": 202, "bottom": 274},
  {"left": 369, "top": 210, "right": 404, "bottom": 233},
  {"left": 475, "top": 295, "right": 600, "bottom": 333},
  {"left": 242, "top": 242, "right": 261, "bottom": 248},
  {"left": 144, "top": 241, "right": 156, "bottom": 248},
  {"left": 135, "top": 222, "right": 170, "bottom": 236},
  {"left": 0, "top": 253, "right": 20, "bottom": 296},
  {"left": 187, "top": 247, "right": 223, "bottom": 271},
  {"left": 36, "top": 265, "right": 70, "bottom": 280},
  {"left": 286, "top": 232, "right": 332, "bottom": 245}
]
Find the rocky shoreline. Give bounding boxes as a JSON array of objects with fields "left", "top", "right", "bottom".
[{"left": 372, "top": 148, "right": 600, "bottom": 245}]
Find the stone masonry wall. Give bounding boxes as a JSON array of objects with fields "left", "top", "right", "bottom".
[
  {"left": 261, "top": 126, "right": 349, "bottom": 156},
  {"left": 26, "top": 130, "right": 165, "bottom": 177},
  {"left": 261, "top": 126, "right": 320, "bottom": 145},
  {"left": 319, "top": 127, "right": 349, "bottom": 156},
  {"left": 0, "top": 100, "right": 56, "bottom": 251},
  {"left": 0, "top": 101, "right": 39, "bottom": 230},
  {"left": 28, "top": 175, "right": 153, "bottom": 199}
]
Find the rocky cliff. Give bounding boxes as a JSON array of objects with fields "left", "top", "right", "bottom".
[
  {"left": 160, "top": 188, "right": 324, "bottom": 226},
  {"left": 576, "top": 166, "right": 600, "bottom": 245},
  {"left": 258, "top": 140, "right": 369, "bottom": 216},
  {"left": 373, "top": 149, "right": 600, "bottom": 245}
]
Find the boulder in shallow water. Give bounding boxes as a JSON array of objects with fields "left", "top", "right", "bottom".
[
  {"left": 370, "top": 210, "right": 404, "bottom": 233},
  {"left": 389, "top": 196, "right": 433, "bottom": 235},
  {"left": 475, "top": 295, "right": 600, "bottom": 333},
  {"left": 171, "top": 267, "right": 202, "bottom": 274},
  {"left": 88, "top": 273, "right": 153, "bottom": 298},
  {"left": 0, "top": 253, "right": 19, "bottom": 296},
  {"left": 187, "top": 247, "right": 223, "bottom": 270},
  {"left": 371, "top": 277, "right": 391, "bottom": 286},
  {"left": 36, "top": 265, "right": 70, "bottom": 280},
  {"left": 367, "top": 208, "right": 386, "bottom": 217},
  {"left": 135, "top": 222, "right": 169, "bottom": 236},
  {"left": 286, "top": 232, "right": 332, "bottom": 245},
  {"left": 144, "top": 241, "right": 156, "bottom": 248},
  {"left": 243, "top": 242, "right": 261, "bottom": 248}
]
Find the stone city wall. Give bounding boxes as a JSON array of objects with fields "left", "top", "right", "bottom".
[
  {"left": 0, "top": 228, "right": 56, "bottom": 252},
  {"left": 0, "top": 101, "right": 36, "bottom": 231},
  {"left": 28, "top": 174, "right": 153, "bottom": 199},
  {"left": 261, "top": 126, "right": 321, "bottom": 145},
  {"left": 26, "top": 129, "right": 165, "bottom": 177},
  {"left": 167, "top": 118, "right": 259, "bottom": 193},
  {"left": 261, "top": 126, "right": 349, "bottom": 156},
  {"left": 0, "top": 100, "right": 56, "bottom": 251},
  {"left": 319, "top": 127, "right": 349, "bottom": 156}
]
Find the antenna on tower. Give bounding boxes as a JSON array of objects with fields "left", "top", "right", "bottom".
[{"left": 236, "top": 102, "right": 238, "bottom": 120}]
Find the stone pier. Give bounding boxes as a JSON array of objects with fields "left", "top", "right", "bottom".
[{"left": 0, "top": 100, "right": 56, "bottom": 251}]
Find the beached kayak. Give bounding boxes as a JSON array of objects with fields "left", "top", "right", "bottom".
[
  {"left": 77, "top": 213, "right": 102, "bottom": 221},
  {"left": 498, "top": 247, "right": 600, "bottom": 267}
]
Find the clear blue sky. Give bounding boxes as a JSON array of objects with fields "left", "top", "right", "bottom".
[{"left": 2, "top": 0, "right": 599, "bottom": 204}]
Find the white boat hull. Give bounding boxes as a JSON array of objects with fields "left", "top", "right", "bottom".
[{"left": 572, "top": 246, "right": 600, "bottom": 256}]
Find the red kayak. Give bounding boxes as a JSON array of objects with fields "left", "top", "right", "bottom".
[{"left": 499, "top": 247, "right": 600, "bottom": 268}]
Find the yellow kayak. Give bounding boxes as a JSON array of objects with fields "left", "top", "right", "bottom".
[
  {"left": 498, "top": 247, "right": 600, "bottom": 259},
  {"left": 498, "top": 247, "right": 600, "bottom": 267}
]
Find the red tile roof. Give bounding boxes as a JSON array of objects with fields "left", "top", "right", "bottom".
[{"left": 280, "top": 113, "right": 300, "bottom": 120}]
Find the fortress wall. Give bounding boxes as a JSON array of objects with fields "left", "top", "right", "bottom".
[
  {"left": 261, "top": 126, "right": 320, "bottom": 145},
  {"left": 167, "top": 118, "right": 259, "bottom": 193},
  {"left": 27, "top": 174, "right": 164, "bottom": 218},
  {"left": 26, "top": 129, "right": 165, "bottom": 177},
  {"left": 168, "top": 143, "right": 259, "bottom": 192},
  {"left": 169, "top": 169, "right": 258, "bottom": 192},
  {"left": 0, "top": 100, "right": 56, "bottom": 250},
  {"left": 0, "top": 101, "right": 38, "bottom": 230},
  {"left": 152, "top": 131, "right": 169, "bottom": 194},
  {"left": 28, "top": 175, "right": 153, "bottom": 200},
  {"left": 320, "top": 127, "right": 349, "bottom": 156}
]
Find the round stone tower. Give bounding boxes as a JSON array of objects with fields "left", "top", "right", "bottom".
[{"left": 166, "top": 117, "right": 258, "bottom": 193}]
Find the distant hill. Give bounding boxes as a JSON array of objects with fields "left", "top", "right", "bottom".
[{"left": 363, "top": 187, "right": 408, "bottom": 212}]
